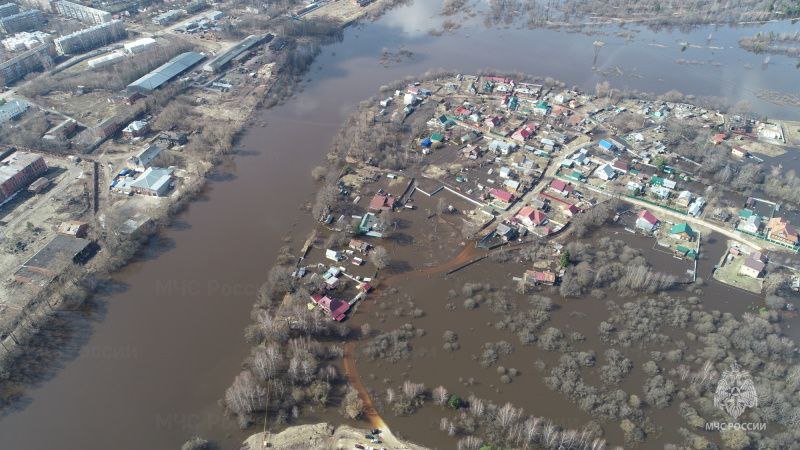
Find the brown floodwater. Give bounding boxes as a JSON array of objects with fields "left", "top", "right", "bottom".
[{"left": 2, "top": 0, "right": 800, "bottom": 448}]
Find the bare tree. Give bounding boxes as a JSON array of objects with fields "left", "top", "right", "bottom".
[
  {"left": 369, "top": 246, "right": 389, "bottom": 270},
  {"left": 433, "top": 385, "right": 448, "bottom": 405}
]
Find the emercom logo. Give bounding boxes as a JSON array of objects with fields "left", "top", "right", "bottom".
[
  {"left": 713, "top": 363, "right": 758, "bottom": 420},
  {"left": 705, "top": 363, "right": 766, "bottom": 432}
]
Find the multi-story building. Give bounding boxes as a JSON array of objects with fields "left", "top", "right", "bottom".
[
  {"left": 0, "top": 43, "right": 52, "bottom": 85},
  {"left": 0, "top": 9, "right": 44, "bottom": 33},
  {"left": 0, "top": 151, "right": 48, "bottom": 204},
  {"left": 2, "top": 30, "right": 51, "bottom": 50},
  {"left": 52, "top": 0, "right": 111, "bottom": 24},
  {"left": 0, "top": 3, "right": 20, "bottom": 18},
  {"left": 54, "top": 19, "right": 125, "bottom": 55}
]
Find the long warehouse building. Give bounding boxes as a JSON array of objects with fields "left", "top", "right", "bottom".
[
  {"left": 127, "top": 51, "right": 204, "bottom": 93},
  {"left": 54, "top": 19, "right": 125, "bottom": 55},
  {"left": 202, "top": 33, "right": 272, "bottom": 73},
  {"left": 0, "top": 151, "right": 47, "bottom": 204}
]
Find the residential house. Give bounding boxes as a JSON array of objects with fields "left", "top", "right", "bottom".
[
  {"left": 626, "top": 181, "right": 643, "bottom": 195},
  {"left": 368, "top": 193, "right": 395, "bottom": 212},
  {"left": 515, "top": 206, "right": 547, "bottom": 228},
  {"left": 636, "top": 210, "right": 660, "bottom": 233},
  {"left": 688, "top": 197, "right": 706, "bottom": 217},
  {"left": 484, "top": 115, "right": 502, "bottom": 128},
  {"left": 325, "top": 249, "right": 342, "bottom": 261},
  {"left": 461, "top": 144, "right": 480, "bottom": 159},
  {"left": 649, "top": 185, "right": 671, "bottom": 200},
  {"left": 563, "top": 203, "right": 580, "bottom": 217},
  {"left": 594, "top": 163, "right": 616, "bottom": 181},
  {"left": 731, "top": 147, "right": 748, "bottom": 158},
  {"left": 524, "top": 269, "right": 556, "bottom": 287},
  {"left": 549, "top": 179, "right": 573, "bottom": 197},
  {"left": 495, "top": 223, "right": 518, "bottom": 241},
  {"left": 511, "top": 124, "right": 537, "bottom": 142},
  {"left": 348, "top": 239, "right": 370, "bottom": 253},
  {"left": 489, "top": 188, "right": 514, "bottom": 205},
  {"left": 739, "top": 252, "right": 767, "bottom": 279},
  {"left": 504, "top": 179, "right": 521, "bottom": 192},
  {"left": 488, "top": 140, "right": 516, "bottom": 155},
  {"left": 122, "top": 119, "right": 149, "bottom": 138},
  {"left": 126, "top": 143, "right": 163, "bottom": 171},
  {"left": 766, "top": 217, "right": 799, "bottom": 246},
  {"left": 612, "top": 160, "right": 629, "bottom": 173},
  {"left": 676, "top": 190, "right": 693, "bottom": 207},
  {"left": 738, "top": 215, "right": 762, "bottom": 234},
  {"left": 710, "top": 133, "right": 726, "bottom": 145},
  {"left": 670, "top": 223, "right": 695, "bottom": 241},
  {"left": 598, "top": 139, "right": 615, "bottom": 152},
  {"left": 129, "top": 167, "right": 173, "bottom": 196},
  {"left": 310, "top": 294, "right": 350, "bottom": 321}
]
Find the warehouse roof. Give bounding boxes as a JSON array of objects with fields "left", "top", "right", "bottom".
[{"left": 127, "top": 51, "right": 204, "bottom": 92}]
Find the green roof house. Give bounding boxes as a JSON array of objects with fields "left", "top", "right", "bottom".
[{"left": 669, "top": 223, "right": 695, "bottom": 241}]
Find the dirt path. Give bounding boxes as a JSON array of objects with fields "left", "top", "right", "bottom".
[{"left": 341, "top": 244, "right": 484, "bottom": 439}]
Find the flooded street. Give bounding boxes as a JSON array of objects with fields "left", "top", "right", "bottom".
[{"left": 2, "top": 1, "right": 800, "bottom": 448}]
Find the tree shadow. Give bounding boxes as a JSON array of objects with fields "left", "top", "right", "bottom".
[
  {"left": 0, "top": 280, "right": 127, "bottom": 418},
  {"left": 131, "top": 235, "right": 177, "bottom": 262}
]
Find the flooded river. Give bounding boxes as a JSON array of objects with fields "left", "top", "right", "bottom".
[{"left": 1, "top": 1, "right": 799, "bottom": 448}]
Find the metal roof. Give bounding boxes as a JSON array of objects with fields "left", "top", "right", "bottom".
[{"left": 127, "top": 51, "right": 204, "bottom": 92}]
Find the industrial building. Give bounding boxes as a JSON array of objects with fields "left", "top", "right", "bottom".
[
  {"left": 0, "top": 99, "right": 28, "bottom": 123},
  {"left": 123, "top": 36, "right": 155, "bottom": 54},
  {"left": 127, "top": 51, "right": 203, "bottom": 93},
  {"left": 0, "top": 9, "right": 44, "bottom": 34},
  {"left": 2, "top": 30, "right": 50, "bottom": 50},
  {"left": 87, "top": 49, "right": 125, "bottom": 68},
  {"left": 53, "top": 0, "right": 111, "bottom": 24},
  {"left": 0, "top": 43, "right": 52, "bottom": 85},
  {"left": 13, "top": 235, "right": 95, "bottom": 286},
  {"left": 152, "top": 9, "right": 183, "bottom": 25},
  {"left": 202, "top": 33, "right": 271, "bottom": 73},
  {"left": 0, "top": 151, "right": 48, "bottom": 204},
  {"left": 54, "top": 19, "right": 125, "bottom": 55},
  {"left": 0, "top": 3, "right": 20, "bottom": 18}
]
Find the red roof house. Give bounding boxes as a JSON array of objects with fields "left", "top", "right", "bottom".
[
  {"left": 636, "top": 210, "right": 660, "bottom": 232},
  {"left": 563, "top": 203, "right": 580, "bottom": 217},
  {"left": 311, "top": 294, "right": 351, "bottom": 321},
  {"left": 489, "top": 188, "right": 514, "bottom": 204},
  {"left": 525, "top": 270, "right": 556, "bottom": 286},
  {"left": 612, "top": 160, "right": 629, "bottom": 172},
  {"left": 517, "top": 206, "right": 548, "bottom": 227},
  {"left": 454, "top": 106, "right": 471, "bottom": 117},
  {"left": 549, "top": 179, "right": 574, "bottom": 196},
  {"left": 512, "top": 124, "right": 537, "bottom": 142},
  {"left": 369, "top": 194, "right": 395, "bottom": 211}
]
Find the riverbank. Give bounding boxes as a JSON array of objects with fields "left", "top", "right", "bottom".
[
  {"left": 0, "top": 0, "right": 390, "bottom": 417},
  {"left": 243, "top": 422, "right": 427, "bottom": 450}
]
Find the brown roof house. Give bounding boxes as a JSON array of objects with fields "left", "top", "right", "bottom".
[{"left": 739, "top": 252, "right": 767, "bottom": 279}]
